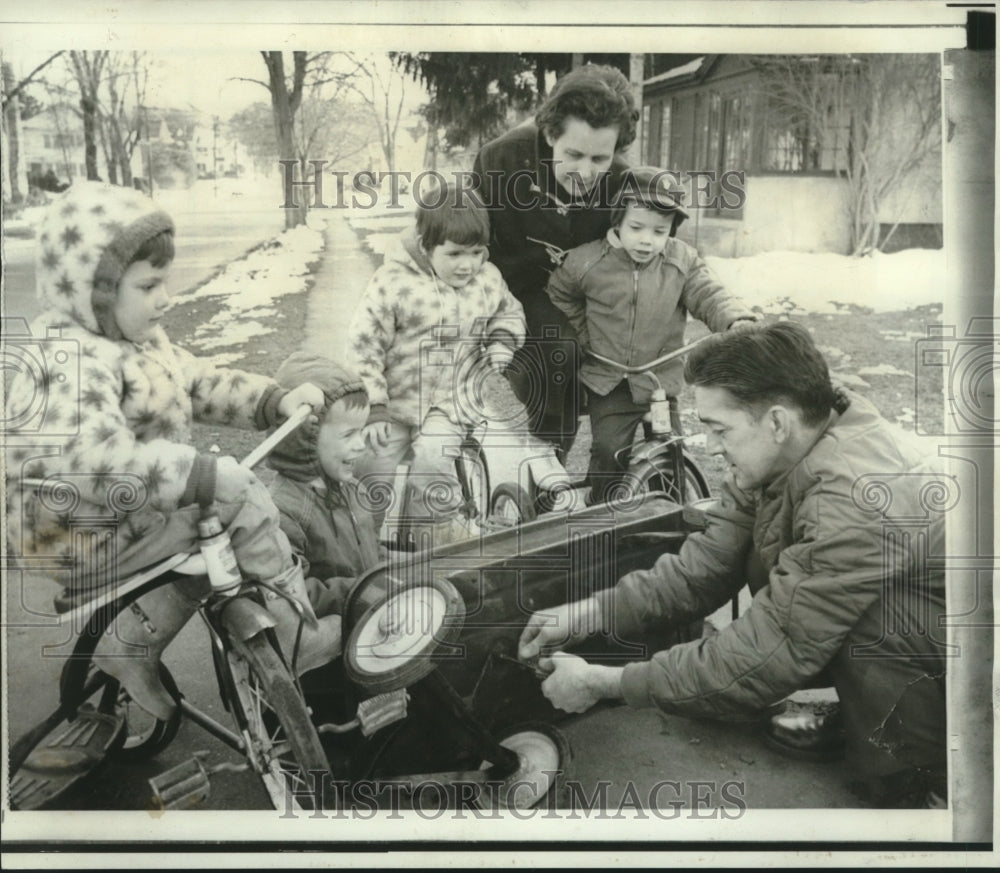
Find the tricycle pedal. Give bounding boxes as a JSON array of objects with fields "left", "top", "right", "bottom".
[{"left": 148, "top": 753, "right": 249, "bottom": 809}]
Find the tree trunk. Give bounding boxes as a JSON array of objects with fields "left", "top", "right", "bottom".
[
  {"left": 70, "top": 51, "right": 107, "bottom": 182},
  {"left": 263, "top": 50, "right": 307, "bottom": 229},
  {"left": 422, "top": 122, "right": 438, "bottom": 171},
  {"left": 99, "top": 114, "right": 117, "bottom": 184},
  {"left": 2, "top": 61, "right": 24, "bottom": 203},
  {"left": 80, "top": 93, "right": 100, "bottom": 180}
]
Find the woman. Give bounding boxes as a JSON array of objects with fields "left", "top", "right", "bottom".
[{"left": 474, "top": 63, "right": 638, "bottom": 465}]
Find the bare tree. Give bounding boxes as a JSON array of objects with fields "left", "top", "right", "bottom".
[
  {"left": 2, "top": 50, "right": 64, "bottom": 203},
  {"left": 751, "top": 54, "right": 941, "bottom": 255},
  {"left": 100, "top": 51, "right": 150, "bottom": 187},
  {"left": 68, "top": 51, "right": 109, "bottom": 181},
  {"left": 338, "top": 53, "right": 410, "bottom": 174}
]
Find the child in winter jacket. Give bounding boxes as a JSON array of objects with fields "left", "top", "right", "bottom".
[
  {"left": 546, "top": 165, "right": 756, "bottom": 504},
  {"left": 348, "top": 184, "right": 526, "bottom": 540},
  {"left": 267, "top": 352, "right": 383, "bottom": 627},
  {"left": 4, "top": 181, "right": 338, "bottom": 722}
]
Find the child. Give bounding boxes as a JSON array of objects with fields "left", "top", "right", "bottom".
[
  {"left": 348, "top": 183, "right": 527, "bottom": 539},
  {"left": 546, "top": 165, "right": 756, "bottom": 504},
  {"left": 267, "top": 352, "right": 383, "bottom": 626},
  {"left": 4, "top": 181, "right": 337, "bottom": 722}
]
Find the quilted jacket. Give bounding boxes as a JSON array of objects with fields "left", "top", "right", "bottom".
[
  {"left": 600, "top": 391, "right": 948, "bottom": 732},
  {"left": 546, "top": 230, "right": 754, "bottom": 403}
]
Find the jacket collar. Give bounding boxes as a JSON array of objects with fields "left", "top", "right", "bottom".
[{"left": 760, "top": 392, "right": 852, "bottom": 500}]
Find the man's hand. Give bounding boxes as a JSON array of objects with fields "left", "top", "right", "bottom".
[
  {"left": 517, "top": 597, "right": 601, "bottom": 663},
  {"left": 278, "top": 382, "right": 325, "bottom": 424},
  {"left": 537, "top": 652, "right": 624, "bottom": 714},
  {"left": 363, "top": 421, "right": 392, "bottom": 450},
  {"left": 486, "top": 342, "right": 515, "bottom": 374}
]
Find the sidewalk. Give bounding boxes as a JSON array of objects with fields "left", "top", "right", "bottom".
[{"left": 300, "top": 210, "right": 383, "bottom": 358}]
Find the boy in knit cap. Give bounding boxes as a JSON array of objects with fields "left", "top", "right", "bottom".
[
  {"left": 267, "top": 352, "right": 383, "bottom": 626},
  {"left": 348, "top": 183, "right": 527, "bottom": 542},
  {"left": 4, "top": 181, "right": 337, "bottom": 721}
]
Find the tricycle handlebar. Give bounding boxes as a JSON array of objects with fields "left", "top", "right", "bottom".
[
  {"left": 586, "top": 335, "right": 712, "bottom": 374},
  {"left": 241, "top": 403, "right": 313, "bottom": 469}
]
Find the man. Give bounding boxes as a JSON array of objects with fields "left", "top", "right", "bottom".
[{"left": 518, "top": 322, "right": 948, "bottom": 807}]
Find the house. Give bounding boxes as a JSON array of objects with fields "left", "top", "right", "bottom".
[
  {"left": 19, "top": 104, "right": 107, "bottom": 187},
  {"left": 640, "top": 55, "right": 943, "bottom": 256}
]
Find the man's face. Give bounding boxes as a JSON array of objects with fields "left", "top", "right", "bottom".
[
  {"left": 616, "top": 203, "right": 673, "bottom": 264},
  {"left": 545, "top": 117, "right": 619, "bottom": 198},
  {"left": 316, "top": 399, "right": 369, "bottom": 482},
  {"left": 695, "top": 385, "right": 785, "bottom": 491},
  {"left": 114, "top": 259, "right": 172, "bottom": 342}
]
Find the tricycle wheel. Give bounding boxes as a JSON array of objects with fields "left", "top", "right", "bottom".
[
  {"left": 489, "top": 482, "right": 536, "bottom": 526},
  {"left": 227, "top": 632, "right": 332, "bottom": 811},
  {"left": 633, "top": 453, "right": 710, "bottom": 504},
  {"left": 110, "top": 664, "right": 183, "bottom": 760}
]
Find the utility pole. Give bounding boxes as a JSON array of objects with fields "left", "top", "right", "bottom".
[
  {"left": 627, "top": 53, "right": 645, "bottom": 165},
  {"left": 212, "top": 114, "right": 219, "bottom": 197}
]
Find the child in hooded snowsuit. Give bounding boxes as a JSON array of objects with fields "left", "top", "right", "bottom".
[
  {"left": 348, "top": 184, "right": 527, "bottom": 540},
  {"left": 4, "top": 181, "right": 338, "bottom": 722},
  {"left": 266, "top": 352, "right": 383, "bottom": 626}
]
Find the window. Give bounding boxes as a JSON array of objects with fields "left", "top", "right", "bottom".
[
  {"left": 43, "top": 134, "right": 52, "bottom": 148},
  {"left": 758, "top": 72, "right": 851, "bottom": 173},
  {"left": 643, "top": 100, "right": 673, "bottom": 169}
]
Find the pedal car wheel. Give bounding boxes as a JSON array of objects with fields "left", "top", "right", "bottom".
[
  {"left": 477, "top": 722, "right": 571, "bottom": 810},
  {"left": 227, "top": 633, "right": 332, "bottom": 811},
  {"left": 489, "top": 482, "right": 536, "bottom": 526},
  {"left": 344, "top": 577, "right": 465, "bottom": 695}
]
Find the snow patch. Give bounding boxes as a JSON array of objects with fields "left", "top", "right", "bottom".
[
  {"left": 704, "top": 249, "right": 946, "bottom": 315},
  {"left": 181, "top": 222, "right": 324, "bottom": 353},
  {"left": 831, "top": 371, "right": 871, "bottom": 389},
  {"left": 857, "top": 364, "right": 914, "bottom": 378}
]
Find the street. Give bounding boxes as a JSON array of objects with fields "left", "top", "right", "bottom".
[{"left": 2, "top": 178, "right": 286, "bottom": 325}]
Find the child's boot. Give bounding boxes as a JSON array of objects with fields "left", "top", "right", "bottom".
[
  {"left": 93, "top": 582, "right": 203, "bottom": 721},
  {"left": 262, "top": 558, "right": 342, "bottom": 674}
]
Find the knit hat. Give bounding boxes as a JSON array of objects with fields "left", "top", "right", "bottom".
[
  {"left": 618, "top": 166, "right": 689, "bottom": 219},
  {"left": 268, "top": 352, "right": 368, "bottom": 482},
  {"left": 35, "top": 181, "right": 174, "bottom": 339}
]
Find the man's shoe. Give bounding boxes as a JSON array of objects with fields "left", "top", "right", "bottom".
[{"left": 763, "top": 700, "right": 846, "bottom": 763}]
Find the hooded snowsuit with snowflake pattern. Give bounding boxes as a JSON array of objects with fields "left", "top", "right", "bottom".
[{"left": 4, "top": 182, "right": 296, "bottom": 605}]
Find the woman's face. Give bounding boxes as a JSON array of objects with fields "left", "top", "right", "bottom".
[{"left": 545, "top": 117, "right": 619, "bottom": 198}]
